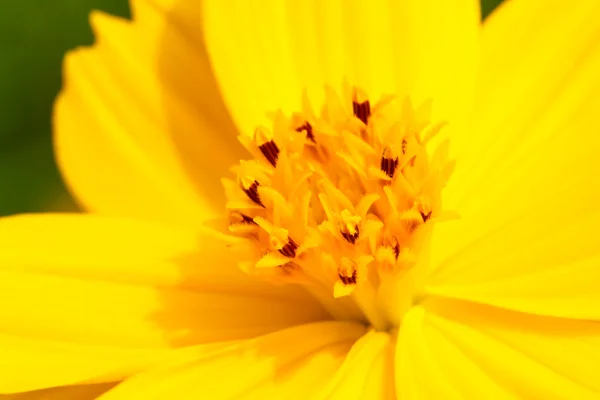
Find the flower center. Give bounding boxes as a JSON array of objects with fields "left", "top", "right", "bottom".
[{"left": 222, "top": 83, "right": 455, "bottom": 331}]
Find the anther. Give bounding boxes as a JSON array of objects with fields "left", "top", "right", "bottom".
[
  {"left": 339, "top": 270, "right": 357, "bottom": 285},
  {"left": 259, "top": 141, "right": 279, "bottom": 167},
  {"left": 383, "top": 232, "right": 400, "bottom": 260},
  {"left": 339, "top": 258, "right": 358, "bottom": 285},
  {"left": 296, "top": 121, "right": 316, "bottom": 143},
  {"left": 279, "top": 237, "right": 299, "bottom": 258},
  {"left": 414, "top": 197, "right": 432, "bottom": 223},
  {"left": 380, "top": 147, "right": 399, "bottom": 178},
  {"left": 339, "top": 210, "right": 361, "bottom": 244},
  {"left": 352, "top": 100, "right": 371, "bottom": 125},
  {"left": 420, "top": 210, "right": 432, "bottom": 222},
  {"left": 401, "top": 139, "right": 408, "bottom": 155},
  {"left": 230, "top": 211, "right": 256, "bottom": 225},
  {"left": 241, "top": 177, "right": 264, "bottom": 207},
  {"left": 255, "top": 127, "right": 280, "bottom": 167},
  {"left": 341, "top": 225, "right": 360, "bottom": 244}
]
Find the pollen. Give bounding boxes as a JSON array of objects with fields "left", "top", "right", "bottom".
[{"left": 222, "top": 83, "right": 455, "bottom": 329}]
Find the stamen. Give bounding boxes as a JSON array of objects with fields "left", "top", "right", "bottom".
[
  {"left": 255, "top": 127, "right": 280, "bottom": 167},
  {"left": 414, "top": 197, "right": 433, "bottom": 223},
  {"left": 353, "top": 100, "right": 371, "bottom": 125},
  {"left": 380, "top": 147, "right": 399, "bottom": 178},
  {"left": 296, "top": 121, "right": 316, "bottom": 143},
  {"left": 341, "top": 225, "right": 360, "bottom": 244},
  {"left": 393, "top": 242, "right": 400, "bottom": 259},
  {"left": 241, "top": 178, "right": 264, "bottom": 207},
  {"left": 224, "top": 85, "right": 454, "bottom": 328},
  {"left": 382, "top": 232, "right": 401, "bottom": 262},
  {"left": 420, "top": 210, "right": 432, "bottom": 222},
  {"left": 338, "top": 258, "right": 358, "bottom": 285},
  {"left": 279, "top": 237, "right": 299, "bottom": 258},
  {"left": 230, "top": 211, "right": 256, "bottom": 225},
  {"left": 339, "top": 210, "right": 361, "bottom": 244},
  {"left": 261, "top": 224, "right": 300, "bottom": 259},
  {"left": 259, "top": 141, "right": 279, "bottom": 167},
  {"left": 339, "top": 270, "right": 357, "bottom": 285}
]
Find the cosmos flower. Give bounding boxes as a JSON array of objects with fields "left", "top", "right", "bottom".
[{"left": 2, "top": 0, "right": 600, "bottom": 398}]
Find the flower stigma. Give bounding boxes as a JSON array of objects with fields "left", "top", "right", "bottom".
[{"left": 222, "top": 83, "right": 456, "bottom": 331}]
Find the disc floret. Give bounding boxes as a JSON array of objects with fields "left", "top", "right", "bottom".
[{"left": 222, "top": 84, "right": 455, "bottom": 328}]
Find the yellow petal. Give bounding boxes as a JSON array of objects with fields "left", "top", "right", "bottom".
[
  {"left": 428, "top": 0, "right": 600, "bottom": 319},
  {"left": 1, "top": 383, "right": 117, "bottom": 399},
  {"left": 202, "top": 0, "right": 480, "bottom": 136},
  {"left": 95, "top": 321, "right": 366, "bottom": 399},
  {"left": 0, "top": 214, "right": 329, "bottom": 393},
  {"left": 396, "top": 306, "right": 510, "bottom": 399},
  {"left": 428, "top": 254, "right": 600, "bottom": 320},
  {"left": 54, "top": 2, "right": 245, "bottom": 229},
  {"left": 313, "top": 330, "right": 395, "bottom": 400},
  {"left": 420, "top": 300, "right": 600, "bottom": 398}
]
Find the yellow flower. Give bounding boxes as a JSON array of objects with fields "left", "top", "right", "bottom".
[{"left": 2, "top": 0, "right": 600, "bottom": 398}]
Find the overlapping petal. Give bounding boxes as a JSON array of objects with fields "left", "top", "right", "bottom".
[
  {"left": 428, "top": 0, "right": 600, "bottom": 319},
  {"left": 202, "top": 0, "right": 480, "bottom": 136},
  {"left": 397, "top": 301, "right": 600, "bottom": 399},
  {"left": 0, "top": 214, "right": 328, "bottom": 393},
  {"left": 2, "top": 383, "right": 118, "bottom": 400},
  {"left": 54, "top": 0, "right": 245, "bottom": 229},
  {"left": 312, "top": 330, "right": 395, "bottom": 400},
  {"left": 94, "top": 321, "right": 366, "bottom": 399}
]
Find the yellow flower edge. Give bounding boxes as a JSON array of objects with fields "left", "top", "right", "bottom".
[{"left": 1, "top": 0, "right": 600, "bottom": 398}]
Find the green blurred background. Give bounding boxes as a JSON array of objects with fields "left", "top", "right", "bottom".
[{"left": 0, "top": 0, "right": 503, "bottom": 216}]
